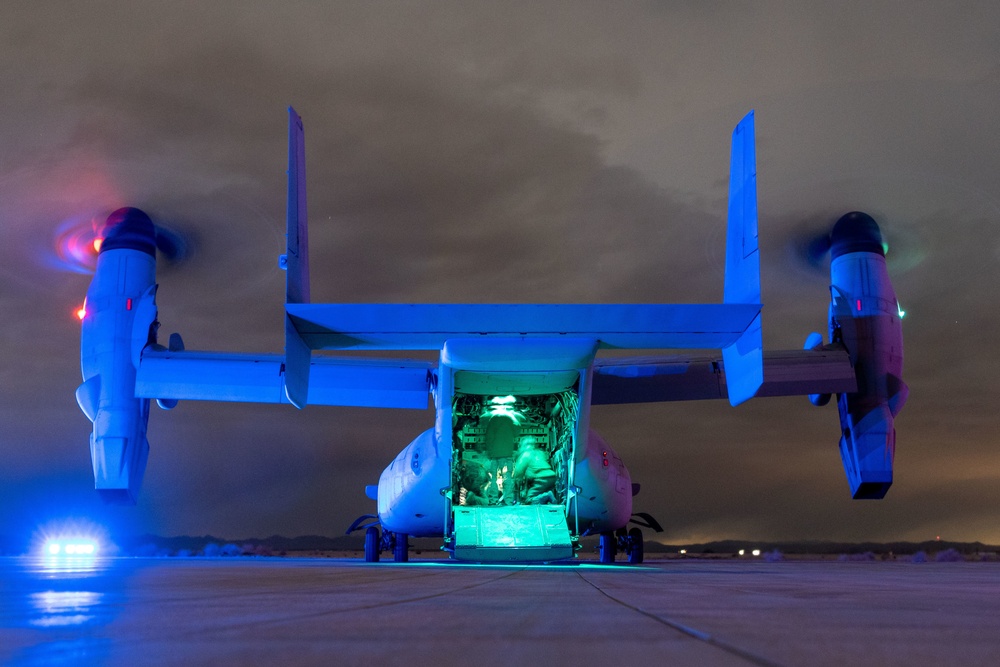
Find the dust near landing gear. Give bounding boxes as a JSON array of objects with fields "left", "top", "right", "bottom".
[{"left": 598, "top": 527, "right": 644, "bottom": 565}]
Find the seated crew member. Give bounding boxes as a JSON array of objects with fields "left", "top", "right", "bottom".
[
  {"left": 458, "top": 459, "right": 490, "bottom": 506},
  {"left": 513, "top": 437, "right": 557, "bottom": 504}
]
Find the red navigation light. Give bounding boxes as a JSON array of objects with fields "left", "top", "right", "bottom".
[{"left": 76, "top": 299, "right": 87, "bottom": 321}]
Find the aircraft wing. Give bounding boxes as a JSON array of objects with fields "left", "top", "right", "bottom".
[
  {"left": 590, "top": 347, "right": 856, "bottom": 405},
  {"left": 135, "top": 349, "right": 433, "bottom": 409}
]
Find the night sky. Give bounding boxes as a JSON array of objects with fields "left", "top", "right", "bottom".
[{"left": 3, "top": 2, "right": 999, "bottom": 546}]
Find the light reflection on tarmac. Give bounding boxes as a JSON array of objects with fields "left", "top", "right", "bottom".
[{"left": 1, "top": 556, "right": 999, "bottom": 666}]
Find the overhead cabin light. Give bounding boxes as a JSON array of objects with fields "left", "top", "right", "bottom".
[{"left": 486, "top": 395, "right": 524, "bottom": 423}]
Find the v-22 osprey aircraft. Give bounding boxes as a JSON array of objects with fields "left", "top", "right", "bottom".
[{"left": 77, "top": 108, "right": 907, "bottom": 564}]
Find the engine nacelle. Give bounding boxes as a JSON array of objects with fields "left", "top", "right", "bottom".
[
  {"left": 827, "top": 212, "right": 908, "bottom": 499},
  {"left": 76, "top": 208, "right": 159, "bottom": 504}
]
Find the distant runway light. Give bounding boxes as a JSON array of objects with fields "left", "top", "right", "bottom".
[{"left": 752, "top": 549, "right": 761, "bottom": 557}]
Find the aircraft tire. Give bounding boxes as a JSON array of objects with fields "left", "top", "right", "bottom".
[
  {"left": 599, "top": 532, "right": 616, "bottom": 564},
  {"left": 364, "top": 526, "right": 380, "bottom": 562},
  {"left": 394, "top": 532, "right": 409, "bottom": 562},
  {"left": 627, "top": 528, "right": 644, "bottom": 565}
]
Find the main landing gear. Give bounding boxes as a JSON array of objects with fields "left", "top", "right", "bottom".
[
  {"left": 348, "top": 515, "right": 409, "bottom": 563},
  {"left": 599, "top": 527, "right": 644, "bottom": 565},
  {"left": 598, "top": 512, "right": 663, "bottom": 565}
]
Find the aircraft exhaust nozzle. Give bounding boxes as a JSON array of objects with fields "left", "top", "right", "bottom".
[{"left": 838, "top": 405, "right": 894, "bottom": 499}]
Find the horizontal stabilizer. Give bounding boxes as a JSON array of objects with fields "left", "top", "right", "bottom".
[
  {"left": 591, "top": 347, "right": 855, "bottom": 405},
  {"left": 137, "top": 349, "right": 433, "bottom": 409},
  {"left": 286, "top": 303, "right": 762, "bottom": 351}
]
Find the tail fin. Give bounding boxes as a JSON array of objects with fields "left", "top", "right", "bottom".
[
  {"left": 285, "top": 107, "right": 310, "bottom": 304},
  {"left": 721, "top": 111, "right": 763, "bottom": 406},
  {"left": 283, "top": 107, "right": 311, "bottom": 407}
]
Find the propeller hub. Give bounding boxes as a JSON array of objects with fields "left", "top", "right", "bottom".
[
  {"left": 830, "top": 211, "right": 884, "bottom": 260},
  {"left": 100, "top": 207, "right": 156, "bottom": 257}
]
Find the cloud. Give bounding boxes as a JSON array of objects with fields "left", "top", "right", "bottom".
[{"left": 3, "top": 2, "right": 1000, "bottom": 543}]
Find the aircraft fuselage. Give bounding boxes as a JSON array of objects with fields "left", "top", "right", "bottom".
[{"left": 375, "top": 337, "right": 633, "bottom": 557}]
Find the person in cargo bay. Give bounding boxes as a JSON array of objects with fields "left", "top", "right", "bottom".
[{"left": 513, "top": 436, "right": 557, "bottom": 505}]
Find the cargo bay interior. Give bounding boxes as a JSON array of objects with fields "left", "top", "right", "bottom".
[{"left": 449, "top": 389, "right": 580, "bottom": 561}]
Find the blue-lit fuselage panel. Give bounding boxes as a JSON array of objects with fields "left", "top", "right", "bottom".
[
  {"left": 572, "top": 430, "right": 633, "bottom": 534},
  {"left": 376, "top": 429, "right": 449, "bottom": 537}
]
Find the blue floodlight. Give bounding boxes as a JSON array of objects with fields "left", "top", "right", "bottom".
[{"left": 43, "top": 539, "right": 99, "bottom": 557}]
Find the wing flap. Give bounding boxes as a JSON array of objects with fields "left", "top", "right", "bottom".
[
  {"left": 136, "top": 349, "right": 433, "bottom": 409},
  {"left": 592, "top": 347, "right": 855, "bottom": 405}
]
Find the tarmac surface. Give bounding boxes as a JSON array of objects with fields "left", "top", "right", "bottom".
[{"left": 1, "top": 555, "right": 998, "bottom": 666}]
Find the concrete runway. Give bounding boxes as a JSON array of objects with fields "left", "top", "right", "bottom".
[{"left": 1, "top": 556, "right": 998, "bottom": 666}]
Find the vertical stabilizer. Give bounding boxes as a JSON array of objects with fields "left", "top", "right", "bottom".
[
  {"left": 722, "top": 111, "right": 763, "bottom": 406},
  {"left": 284, "top": 107, "right": 311, "bottom": 407},
  {"left": 286, "top": 107, "right": 310, "bottom": 304}
]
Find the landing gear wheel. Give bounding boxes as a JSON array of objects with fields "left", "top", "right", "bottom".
[
  {"left": 599, "top": 532, "right": 617, "bottom": 564},
  {"left": 626, "top": 527, "right": 644, "bottom": 565},
  {"left": 393, "top": 532, "right": 409, "bottom": 563},
  {"left": 364, "top": 526, "right": 380, "bottom": 562}
]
